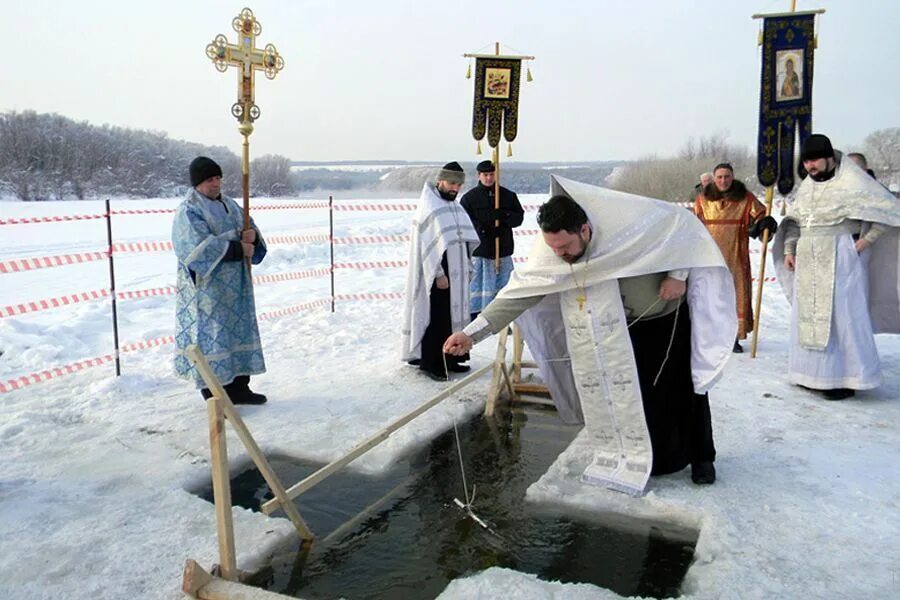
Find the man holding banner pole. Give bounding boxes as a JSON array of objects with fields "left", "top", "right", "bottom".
[{"left": 460, "top": 160, "right": 524, "bottom": 321}]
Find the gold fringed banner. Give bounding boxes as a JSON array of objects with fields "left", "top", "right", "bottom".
[{"left": 471, "top": 57, "right": 522, "bottom": 148}]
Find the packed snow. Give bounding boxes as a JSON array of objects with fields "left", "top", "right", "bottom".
[{"left": 0, "top": 194, "right": 897, "bottom": 599}]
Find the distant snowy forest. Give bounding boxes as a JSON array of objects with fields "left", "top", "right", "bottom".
[{"left": 1, "top": 110, "right": 897, "bottom": 201}]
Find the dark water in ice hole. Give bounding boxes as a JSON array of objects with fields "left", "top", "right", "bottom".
[{"left": 195, "top": 404, "right": 698, "bottom": 599}]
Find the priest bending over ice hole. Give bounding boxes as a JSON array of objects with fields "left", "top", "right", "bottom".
[{"left": 444, "top": 178, "right": 737, "bottom": 493}]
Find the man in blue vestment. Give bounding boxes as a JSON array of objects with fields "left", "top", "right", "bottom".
[{"left": 172, "top": 156, "right": 268, "bottom": 404}]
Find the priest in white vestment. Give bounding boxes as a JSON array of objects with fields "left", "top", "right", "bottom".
[
  {"left": 401, "top": 162, "right": 480, "bottom": 380},
  {"left": 773, "top": 134, "right": 900, "bottom": 400},
  {"left": 444, "top": 176, "right": 736, "bottom": 496}
]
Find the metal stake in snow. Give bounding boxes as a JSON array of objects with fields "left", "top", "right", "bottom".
[{"left": 205, "top": 7, "right": 284, "bottom": 272}]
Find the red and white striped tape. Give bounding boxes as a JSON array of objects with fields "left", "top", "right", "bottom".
[
  {"left": 333, "top": 234, "right": 410, "bottom": 245},
  {"left": 0, "top": 251, "right": 109, "bottom": 274},
  {"left": 253, "top": 267, "right": 332, "bottom": 284},
  {"left": 266, "top": 234, "right": 331, "bottom": 245},
  {"left": 113, "top": 241, "right": 174, "bottom": 253},
  {"left": 333, "top": 260, "right": 408, "bottom": 270},
  {"left": 0, "top": 213, "right": 107, "bottom": 225},
  {"left": 333, "top": 203, "right": 417, "bottom": 212},
  {"left": 254, "top": 202, "right": 329, "bottom": 210},
  {"left": 0, "top": 335, "right": 175, "bottom": 394},
  {"left": 257, "top": 299, "right": 331, "bottom": 321},
  {"left": 116, "top": 287, "right": 177, "bottom": 300},
  {"left": 336, "top": 292, "right": 404, "bottom": 301},
  {"left": 110, "top": 208, "right": 175, "bottom": 215},
  {"left": 1, "top": 289, "right": 110, "bottom": 318}
]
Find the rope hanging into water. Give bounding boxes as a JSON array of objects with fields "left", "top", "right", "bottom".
[{"left": 441, "top": 353, "right": 501, "bottom": 536}]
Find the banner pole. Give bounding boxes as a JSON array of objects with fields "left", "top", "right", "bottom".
[
  {"left": 750, "top": 186, "right": 774, "bottom": 358},
  {"left": 493, "top": 42, "right": 501, "bottom": 273}
]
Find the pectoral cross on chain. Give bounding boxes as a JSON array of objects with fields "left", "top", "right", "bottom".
[{"left": 576, "top": 293, "right": 587, "bottom": 311}]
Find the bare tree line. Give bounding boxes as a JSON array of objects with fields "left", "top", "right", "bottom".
[
  {"left": 1, "top": 111, "right": 897, "bottom": 201},
  {"left": 612, "top": 130, "right": 900, "bottom": 203},
  {"left": 0, "top": 111, "right": 293, "bottom": 201}
]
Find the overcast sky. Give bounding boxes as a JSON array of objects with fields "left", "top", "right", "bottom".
[{"left": 3, "top": 0, "right": 898, "bottom": 163}]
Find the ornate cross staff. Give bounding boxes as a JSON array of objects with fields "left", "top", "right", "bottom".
[{"left": 206, "top": 7, "right": 284, "bottom": 267}]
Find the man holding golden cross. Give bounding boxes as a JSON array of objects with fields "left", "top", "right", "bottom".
[{"left": 171, "top": 8, "right": 284, "bottom": 405}]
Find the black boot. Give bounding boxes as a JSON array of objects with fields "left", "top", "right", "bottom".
[
  {"left": 691, "top": 461, "right": 716, "bottom": 485},
  {"left": 422, "top": 368, "right": 448, "bottom": 382},
  {"left": 732, "top": 339, "right": 743, "bottom": 354},
  {"left": 822, "top": 388, "right": 855, "bottom": 401}
]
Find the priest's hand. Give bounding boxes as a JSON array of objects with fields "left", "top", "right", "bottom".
[
  {"left": 854, "top": 238, "right": 871, "bottom": 254},
  {"left": 241, "top": 228, "right": 257, "bottom": 243},
  {"left": 435, "top": 276, "right": 450, "bottom": 290},
  {"left": 784, "top": 255, "right": 796, "bottom": 271},
  {"left": 443, "top": 332, "right": 473, "bottom": 356},
  {"left": 241, "top": 242, "right": 254, "bottom": 257},
  {"left": 658, "top": 277, "right": 686, "bottom": 301}
]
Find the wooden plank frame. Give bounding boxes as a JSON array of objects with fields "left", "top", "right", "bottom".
[
  {"left": 185, "top": 345, "right": 315, "bottom": 549},
  {"left": 484, "top": 324, "right": 551, "bottom": 420},
  {"left": 182, "top": 559, "right": 295, "bottom": 599},
  {"left": 260, "top": 363, "right": 494, "bottom": 514}
]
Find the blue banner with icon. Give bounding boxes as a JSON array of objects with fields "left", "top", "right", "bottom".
[{"left": 757, "top": 13, "right": 817, "bottom": 194}]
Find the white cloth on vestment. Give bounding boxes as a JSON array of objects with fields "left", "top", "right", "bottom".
[
  {"left": 400, "top": 182, "right": 479, "bottom": 361},
  {"left": 502, "top": 176, "right": 735, "bottom": 495}
]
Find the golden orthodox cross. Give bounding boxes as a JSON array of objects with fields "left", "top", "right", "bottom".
[
  {"left": 205, "top": 7, "right": 284, "bottom": 269},
  {"left": 206, "top": 8, "right": 284, "bottom": 128}
]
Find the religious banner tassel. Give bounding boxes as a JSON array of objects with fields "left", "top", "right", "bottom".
[
  {"left": 476, "top": 141, "right": 482, "bottom": 155},
  {"left": 507, "top": 144, "right": 513, "bottom": 157},
  {"left": 466, "top": 62, "right": 472, "bottom": 79},
  {"left": 526, "top": 64, "right": 533, "bottom": 82}
]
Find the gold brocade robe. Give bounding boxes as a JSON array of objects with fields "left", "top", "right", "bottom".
[{"left": 694, "top": 192, "right": 766, "bottom": 338}]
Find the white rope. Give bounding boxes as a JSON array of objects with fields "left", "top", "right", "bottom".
[
  {"left": 652, "top": 301, "right": 680, "bottom": 386},
  {"left": 439, "top": 353, "right": 499, "bottom": 536},
  {"left": 508, "top": 296, "right": 682, "bottom": 386}
]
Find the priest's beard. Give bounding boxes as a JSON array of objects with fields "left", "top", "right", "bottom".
[
  {"left": 438, "top": 187, "right": 458, "bottom": 201},
  {"left": 562, "top": 236, "right": 589, "bottom": 264},
  {"left": 809, "top": 168, "right": 836, "bottom": 182}
]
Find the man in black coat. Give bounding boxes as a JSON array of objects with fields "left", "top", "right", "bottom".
[{"left": 459, "top": 160, "right": 525, "bottom": 321}]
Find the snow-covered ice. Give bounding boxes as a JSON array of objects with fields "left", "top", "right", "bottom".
[{"left": 0, "top": 195, "right": 897, "bottom": 599}]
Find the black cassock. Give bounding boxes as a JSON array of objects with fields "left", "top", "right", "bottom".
[
  {"left": 417, "top": 252, "right": 469, "bottom": 379},
  {"left": 628, "top": 301, "right": 716, "bottom": 475}
]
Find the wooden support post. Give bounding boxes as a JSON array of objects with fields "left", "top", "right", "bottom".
[
  {"left": 207, "top": 394, "right": 237, "bottom": 581},
  {"left": 183, "top": 559, "right": 296, "bottom": 599},
  {"left": 186, "top": 346, "right": 315, "bottom": 542},
  {"left": 512, "top": 324, "right": 523, "bottom": 383},
  {"left": 484, "top": 327, "right": 511, "bottom": 418},
  {"left": 260, "top": 363, "right": 494, "bottom": 515}
]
